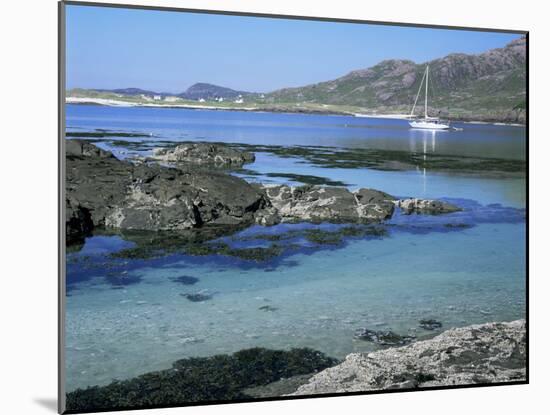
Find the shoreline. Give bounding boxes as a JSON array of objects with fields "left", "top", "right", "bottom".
[
  {"left": 65, "top": 97, "right": 349, "bottom": 116},
  {"left": 65, "top": 319, "right": 526, "bottom": 410},
  {"left": 291, "top": 319, "right": 526, "bottom": 396},
  {"left": 65, "top": 98, "right": 526, "bottom": 127}
]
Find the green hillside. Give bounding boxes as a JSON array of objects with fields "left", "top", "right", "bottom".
[
  {"left": 261, "top": 37, "right": 526, "bottom": 122},
  {"left": 67, "top": 37, "right": 526, "bottom": 123}
]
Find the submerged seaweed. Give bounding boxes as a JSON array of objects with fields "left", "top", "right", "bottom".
[
  {"left": 105, "top": 272, "right": 142, "bottom": 287},
  {"left": 65, "top": 347, "right": 338, "bottom": 412},
  {"left": 233, "top": 168, "right": 352, "bottom": 186},
  {"left": 106, "top": 226, "right": 248, "bottom": 259},
  {"left": 303, "top": 226, "right": 387, "bottom": 245},
  {"left": 180, "top": 292, "right": 212, "bottom": 302},
  {"left": 66, "top": 131, "right": 152, "bottom": 138},
  {"left": 175, "top": 242, "right": 286, "bottom": 262},
  {"left": 66, "top": 199, "right": 525, "bottom": 294},
  {"left": 235, "top": 144, "right": 526, "bottom": 174},
  {"left": 95, "top": 139, "right": 526, "bottom": 175},
  {"left": 263, "top": 172, "right": 351, "bottom": 187},
  {"left": 169, "top": 275, "right": 199, "bottom": 285}
]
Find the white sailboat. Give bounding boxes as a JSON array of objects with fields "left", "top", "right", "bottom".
[{"left": 409, "top": 65, "right": 450, "bottom": 130}]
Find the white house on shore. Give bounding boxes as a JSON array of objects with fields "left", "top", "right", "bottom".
[{"left": 153, "top": 95, "right": 162, "bottom": 101}]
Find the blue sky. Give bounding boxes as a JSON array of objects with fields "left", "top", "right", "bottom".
[{"left": 66, "top": 4, "right": 522, "bottom": 93}]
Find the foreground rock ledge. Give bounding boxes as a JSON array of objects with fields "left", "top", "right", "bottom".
[{"left": 291, "top": 320, "right": 526, "bottom": 395}]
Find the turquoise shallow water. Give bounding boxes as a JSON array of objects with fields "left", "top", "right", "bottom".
[
  {"left": 65, "top": 104, "right": 526, "bottom": 392},
  {"left": 238, "top": 153, "right": 526, "bottom": 208},
  {"left": 66, "top": 222, "right": 525, "bottom": 390}
]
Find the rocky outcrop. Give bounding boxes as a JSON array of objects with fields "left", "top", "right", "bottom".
[
  {"left": 66, "top": 139, "right": 115, "bottom": 159},
  {"left": 65, "top": 199, "right": 94, "bottom": 245},
  {"left": 397, "top": 198, "right": 461, "bottom": 215},
  {"left": 260, "top": 185, "right": 396, "bottom": 223},
  {"left": 102, "top": 166, "right": 267, "bottom": 230},
  {"left": 66, "top": 141, "right": 462, "bottom": 244},
  {"left": 150, "top": 142, "right": 255, "bottom": 167},
  {"left": 66, "top": 140, "right": 268, "bottom": 241},
  {"left": 291, "top": 320, "right": 526, "bottom": 395}
]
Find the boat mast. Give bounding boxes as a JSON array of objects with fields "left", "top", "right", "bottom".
[
  {"left": 409, "top": 66, "right": 427, "bottom": 118},
  {"left": 425, "top": 65, "right": 429, "bottom": 119}
]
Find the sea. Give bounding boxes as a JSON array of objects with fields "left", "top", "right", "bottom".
[{"left": 64, "top": 104, "right": 526, "bottom": 391}]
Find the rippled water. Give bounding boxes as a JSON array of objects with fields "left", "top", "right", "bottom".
[{"left": 65, "top": 104, "right": 526, "bottom": 392}]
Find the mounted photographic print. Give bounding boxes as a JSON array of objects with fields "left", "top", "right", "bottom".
[{"left": 59, "top": 1, "right": 528, "bottom": 413}]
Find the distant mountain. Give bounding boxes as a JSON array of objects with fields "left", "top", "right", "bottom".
[
  {"left": 179, "top": 83, "right": 255, "bottom": 100},
  {"left": 88, "top": 83, "right": 256, "bottom": 100},
  {"left": 264, "top": 36, "right": 526, "bottom": 120},
  {"left": 94, "top": 87, "right": 164, "bottom": 96},
  {"left": 67, "top": 37, "right": 526, "bottom": 122}
]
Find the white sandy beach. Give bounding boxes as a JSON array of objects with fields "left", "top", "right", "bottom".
[{"left": 66, "top": 96, "right": 257, "bottom": 111}]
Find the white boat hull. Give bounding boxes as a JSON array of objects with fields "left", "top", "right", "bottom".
[
  {"left": 409, "top": 120, "right": 450, "bottom": 130},
  {"left": 408, "top": 65, "right": 457, "bottom": 131}
]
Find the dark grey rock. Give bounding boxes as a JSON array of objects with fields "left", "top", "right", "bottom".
[
  {"left": 254, "top": 206, "right": 282, "bottom": 226},
  {"left": 66, "top": 139, "right": 115, "bottom": 159},
  {"left": 397, "top": 198, "right": 461, "bottom": 215},
  {"left": 354, "top": 328, "right": 416, "bottom": 346},
  {"left": 261, "top": 184, "right": 396, "bottom": 223},
  {"left": 65, "top": 140, "right": 269, "bottom": 243},
  {"left": 66, "top": 199, "right": 94, "bottom": 245},
  {"left": 419, "top": 319, "right": 443, "bottom": 330},
  {"left": 150, "top": 142, "right": 255, "bottom": 167},
  {"left": 65, "top": 141, "right": 463, "bottom": 246}
]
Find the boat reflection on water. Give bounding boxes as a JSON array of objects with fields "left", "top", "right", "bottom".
[{"left": 409, "top": 128, "right": 440, "bottom": 194}]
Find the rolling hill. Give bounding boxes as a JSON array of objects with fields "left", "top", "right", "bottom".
[
  {"left": 263, "top": 36, "right": 526, "bottom": 121},
  {"left": 179, "top": 83, "right": 255, "bottom": 100},
  {"left": 66, "top": 36, "right": 526, "bottom": 122}
]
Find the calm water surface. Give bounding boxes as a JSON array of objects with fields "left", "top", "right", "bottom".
[
  {"left": 65, "top": 105, "right": 526, "bottom": 391},
  {"left": 67, "top": 104, "right": 526, "bottom": 159}
]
